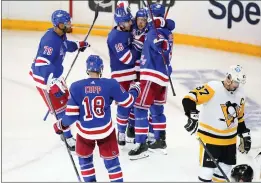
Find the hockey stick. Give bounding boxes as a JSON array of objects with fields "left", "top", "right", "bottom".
[
  {"left": 46, "top": 94, "right": 82, "bottom": 182},
  {"left": 143, "top": 0, "right": 176, "bottom": 96},
  {"left": 197, "top": 137, "right": 230, "bottom": 182},
  {"left": 164, "top": 1, "right": 172, "bottom": 19},
  {"left": 43, "top": 2, "right": 101, "bottom": 121}
]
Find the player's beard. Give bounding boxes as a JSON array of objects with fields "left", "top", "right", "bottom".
[{"left": 65, "top": 27, "right": 72, "bottom": 33}]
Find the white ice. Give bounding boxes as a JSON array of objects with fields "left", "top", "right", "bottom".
[{"left": 2, "top": 30, "right": 261, "bottom": 182}]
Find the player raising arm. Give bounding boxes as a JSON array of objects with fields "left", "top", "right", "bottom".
[
  {"left": 129, "top": 3, "right": 174, "bottom": 160},
  {"left": 29, "top": 10, "right": 89, "bottom": 150},
  {"left": 182, "top": 65, "right": 251, "bottom": 182},
  {"left": 53, "top": 55, "right": 141, "bottom": 182}
]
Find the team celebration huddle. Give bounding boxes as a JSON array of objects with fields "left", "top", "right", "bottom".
[{"left": 29, "top": 0, "right": 260, "bottom": 182}]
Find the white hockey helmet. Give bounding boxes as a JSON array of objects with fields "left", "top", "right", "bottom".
[{"left": 226, "top": 65, "right": 246, "bottom": 84}]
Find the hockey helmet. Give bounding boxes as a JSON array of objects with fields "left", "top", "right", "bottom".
[
  {"left": 150, "top": 3, "right": 165, "bottom": 17},
  {"left": 114, "top": 7, "right": 132, "bottom": 25},
  {"left": 51, "top": 10, "right": 71, "bottom": 28},
  {"left": 86, "top": 55, "right": 104, "bottom": 73},
  {"left": 117, "top": 0, "right": 133, "bottom": 18},
  {"left": 226, "top": 65, "right": 246, "bottom": 84},
  {"left": 231, "top": 164, "right": 254, "bottom": 182},
  {"left": 136, "top": 8, "right": 148, "bottom": 19}
]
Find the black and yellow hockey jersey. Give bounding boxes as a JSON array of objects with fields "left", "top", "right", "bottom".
[{"left": 183, "top": 81, "right": 247, "bottom": 146}]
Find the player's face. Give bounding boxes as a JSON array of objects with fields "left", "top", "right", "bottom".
[
  {"left": 64, "top": 21, "right": 72, "bottom": 33},
  {"left": 227, "top": 79, "right": 240, "bottom": 91},
  {"left": 136, "top": 17, "right": 147, "bottom": 30},
  {"left": 59, "top": 21, "right": 72, "bottom": 33},
  {"left": 122, "top": 20, "right": 132, "bottom": 31}
]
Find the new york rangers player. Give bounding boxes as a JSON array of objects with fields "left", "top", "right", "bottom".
[
  {"left": 107, "top": 7, "right": 140, "bottom": 147},
  {"left": 131, "top": 7, "right": 176, "bottom": 144},
  {"left": 53, "top": 55, "right": 141, "bottom": 182},
  {"left": 129, "top": 3, "right": 174, "bottom": 160},
  {"left": 29, "top": 10, "right": 89, "bottom": 150}
]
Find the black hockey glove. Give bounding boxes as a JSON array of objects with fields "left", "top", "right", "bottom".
[
  {"left": 238, "top": 128, "right": 251, "bottom": 154},
  {"left": 184, "top": 110, "right": 199, "bottom": 135}
]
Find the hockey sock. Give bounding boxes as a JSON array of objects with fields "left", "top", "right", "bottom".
[
  {"left": 148, "top": 114, "right": 154, "bottom": 133},
  {"left": 116, "top": 106, "right": 131, "bottom": 133},
  {"left": 150, "top": 105, "right": 166, "bottom": 140},
  {"left": 79, "top": 155, "right": 96, "bottom": 182},
  {"left": 63, "top": 129, "right": 73, "bottom": 138},
  {"left": 128, "top": 108, "right": 135, "bottom": 127},
  {"left": 104, "top": 157, "right": 123, "bottom": 182},
  {"left": 134, "top": 108, "right": 149, "bottom": 143}
]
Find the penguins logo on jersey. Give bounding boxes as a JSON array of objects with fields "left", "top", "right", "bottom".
[{"left": 220, "top": 101, "right": 240, "bottom": 127}]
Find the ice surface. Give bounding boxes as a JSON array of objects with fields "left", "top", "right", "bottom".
[{"left": 2, "top": 30, "right": 261, "bottom": 182}]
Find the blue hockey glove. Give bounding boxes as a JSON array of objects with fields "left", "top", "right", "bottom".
[{"left": 166, "top": 19, "right": 175, "bottom": 31}]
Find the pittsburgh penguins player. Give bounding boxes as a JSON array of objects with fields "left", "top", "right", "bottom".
[{"left": 182, "top": 65, "right": 251, "bottom": 182}]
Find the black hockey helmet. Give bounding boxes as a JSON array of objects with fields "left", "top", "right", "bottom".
[{"left": 231, "top": 164, "right": 254, "bottom": 182}]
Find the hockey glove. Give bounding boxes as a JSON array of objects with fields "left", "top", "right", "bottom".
[
  {"left": 77, "top": 41, "right": 90, "bottom": 52},
  {"left": 53, "top": 119, "right": 69, "bottom": 135},
  {"left": 153, "top": 38, "right": 169, "bottom": 53},
  {"left": 129, "top": 82, "right": 141, "bottom": 97},
  {"left": 238, "top": 128, "right": 251, "bottom": 154},
  {"left": 47, "top": 73, "right": 68, "bottom": 97},
  {"left": 166, "top": 19, "right": 176, "bottom": 31},
  {"left": 154, "top": 17, "right": 166, "bottom": 28},
  {"left": 184, "top": 110, "right": 199, "bottom": 135}
]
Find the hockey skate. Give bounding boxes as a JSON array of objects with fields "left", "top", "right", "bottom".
[
  {"left": 148, "top": 131, "right": 167, "bottom": 155},
  {"left": 128, "top": 143, "right": 149, "bottom": 160},
  {"left": 126, "top": 125, "right": 135, "bottom": 143},
  {"left": 147, "top": 132, "right": 155, "bottom": 145},
  {"left": 117, "top": 132, "right": 126, "bottom": 149}
]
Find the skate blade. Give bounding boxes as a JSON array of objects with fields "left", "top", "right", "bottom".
[
  {"left": 129, "top": 152, "right": 149, "bottom": 160},
  {"left": 126, "top": 137, "right": 135, "bottom": 143},
  {"left": 148, "top": 148, "right": 167, "bottom": 155}
]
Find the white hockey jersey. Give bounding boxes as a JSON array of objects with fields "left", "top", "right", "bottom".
[{"left": 184, "top": 81, "right": 246, "bottom": 146}]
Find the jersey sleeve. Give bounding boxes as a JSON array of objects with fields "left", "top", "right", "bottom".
[
  {"left": 182, "top": 83, "right": 215, "bottom": 115},
  {"left": 147, "top": 30, "right": 171, "bottom": 59},
  {"left": 62, "top": 83, "right": 80, "bottom": 126},
  {"left": 109, "top": 36, "right": 135, "bottom": 65},
  {"left": 110, "top": 79, "right": 138, "bottom": 108},
  {"left": 184, "top": 83, "right": 215, "bottom": 105},
  {"left": 65, "top": 40, "right": 78, "bottom": 52}
]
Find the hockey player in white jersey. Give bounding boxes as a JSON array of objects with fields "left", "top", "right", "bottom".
[{"left": 182, "top": 65, "right": 252, "bottom": 182}]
